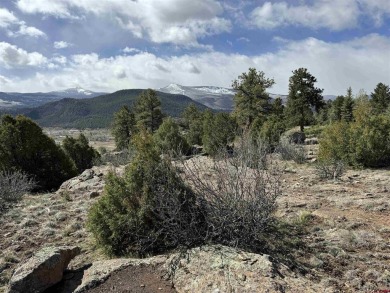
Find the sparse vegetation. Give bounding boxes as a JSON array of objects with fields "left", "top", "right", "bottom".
[{"left": 0, "top": 170, "right": 35, "bottom": 212}]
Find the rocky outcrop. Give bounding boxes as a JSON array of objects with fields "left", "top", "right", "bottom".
[
  {"left": 166, "top": 245, "right": 324, "bottom": 293},
  {"left": 7, "top": 246, "right": 80, "bottom": 293},
  {"left": 73, "top": 256, "right": 168, "bottom": 292},
  {"left": 55, "top": 245, "right": 326, "bottom": 293},
  {"left": 56, "top": 166, "right": 124, "bottom": 200}
]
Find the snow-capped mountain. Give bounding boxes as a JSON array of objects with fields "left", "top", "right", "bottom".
[
  {"left": 0, "top": 88, "right": 107, "bottom": 109},
  {"left": 159, "top": 84, "right": 237, "bottom": 110},
  {"left": 159, "top": 84, "right": 336, "bottom": 111},
  {"left": 48, "top": 87, "right": 106, "bottom": 99}
]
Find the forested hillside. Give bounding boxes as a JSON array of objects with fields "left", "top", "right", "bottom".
[{"left": 14, "top": 90, "right": 208, "bottom": 128}]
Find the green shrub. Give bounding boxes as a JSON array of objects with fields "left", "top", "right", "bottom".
[
  {"left": 202, "top": 111, "right": 237, "bottom": 156},
  {"left": 319, "top": 115, "right": 390, "bottom": 167},
  {"left": 62, "top": 133, "right": 100, "bottom": 173},
  {"left": 318, "top": 121, "right": 351, "bottom": 164},
  {"left": 0, "top": 115, "right": 77, "bottom": 191},
  {"left": 154, "top": 117, "right": 189, "bottom": 155},
  {"left": 87, "top": 131, "right": 204, "bottom": 256},
  {"left": 260, "top": 115, "right": 286, "bottom": 148}
]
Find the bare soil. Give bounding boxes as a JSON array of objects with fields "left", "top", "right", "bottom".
[{"left": 84, "top": 265, "right": 176, "bottom": 293}]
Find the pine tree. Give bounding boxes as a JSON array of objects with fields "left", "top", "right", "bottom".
[
  {"left": 341, "top": 87, "right": 354, "bottom": 122},
  {"left": 202, "top": 112, "right": 236, "bottom": 156},
  {"left": 134, "top": 89, "right": 164, "bottom": 132},
  {"left": 112, "top": 106, "right": 136, "bottom": 150},
  {"left": 285, "top": 68, "right": 324, "bottom": 132},
  {"left": 371, "top": 82, "right": 390, "bottom": 114},
  {"left": 182, "top": 104, "right": 204, "bottom": 145},
  {"left": 329, "top": 96, "right": 345, "bottom": 122},
  {"left": 232, "top": 68, "right": 275, "bottom": 130}
]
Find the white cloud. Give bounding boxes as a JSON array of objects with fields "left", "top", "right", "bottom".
[
  {"left": 122, "top": 47, "right": 142, "bottom": 54},
  {"left": 0, "top": 8, "right": 18, "bottom": 28},
  {"left": 0, "top": 7, "right": 46, "bottom": 38},
  {"left": 54, "top": 41, "right": 72, "bottom": 49},
  {"left": 250, "top": 0, "right": 360, "bottom": 30},
  {"left": 359, "top": 0, "right": 390, "bottom": 26},
  {"left": 8, "top": 22, "right": 46, "bottom": 38},
  {"left": 1, "top": 34, "right": 389, "bottom": 95},
  {"left": 250, "top": 0, "right": 390, "bottom": 30},
  {"left": 0, "top": 42, "right": 47, "bottom": 68},
  {"left": 16, "top": 0, "right": 231, "bottom": 46}
]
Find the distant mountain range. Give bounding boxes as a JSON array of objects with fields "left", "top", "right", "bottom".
[
  {"left": 10, "top": 89, "right": 208, "bottom": 128},
  {"left": 0, "top": 87, "right": 106, "bottom": 109},
  {"left": 0, "top": 84, "right": 338, "bottom": 128},
  {"left": 159, "top": 84, "right": 336, "bottom": 111}
]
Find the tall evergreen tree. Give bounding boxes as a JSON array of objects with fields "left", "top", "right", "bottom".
[
  {"left": 341, "top": 87, "right": 354, "bottom": 122},
  {"left": 329, "top": 96, "right": 345, "bottom": 122},
  {"left": 134, "top": 89, "right": 164, "bottom": 132},
  {"left": 112, "top": 106, "right": 136, "bottom": 150},
  {"left": 232, "top": 68, "right": 275, "bottom": 130},
  {"left": 272, "top": 97, "right": 285, "bottom": 118},
  {"left": 371, "top": 82, "right": 390, "bottom": 114},
  {"left": 285, "top": 68, "right": 324, "bottom": 131},
  {"left": 181, "top": 104, "right": 204, "bottom": 145},
  {"left": 202, "top": 111, "right": 236, "bottom": 156}
]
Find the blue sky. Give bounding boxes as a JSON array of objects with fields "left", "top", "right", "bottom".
[{"left": 0, "top": 0, "right": 389, "bottom": 95}]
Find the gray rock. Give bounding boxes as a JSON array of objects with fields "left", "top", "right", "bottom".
[
  {"left": 290, "top": 131, "right": 306, "bottom": 144},
  {"left": 7, "top": 246, "right": 80, "bottom": 293}
]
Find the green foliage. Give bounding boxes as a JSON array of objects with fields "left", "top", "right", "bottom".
[
  {"left": 154, "top": 117, "right": 189, "bottom": 155},
  {"left": 87, "top": 131, "right": 203, "bottom": 256},
  {"left": 318, "top": 121, "right": 352, "bottom": 164},
  {"left": 62, "top": 133, "right": 100, "bottom": 173},
  {"left": 251, "top": 115, "right": 286, "bottom": 148},
  {"left": 112, "top": 106, "right": 136, "bottom": 150},
  {"left": 315, "top": 100, "right": 332, "bottom": 125},
  {"left": 134, "top": 89, "right": 164, "bottom": 132},
  {"left": 181, "top": 104, "right": 204, "bottom": 145},
  {"left": 341, "top": 87, "right": 354, "bottom": 122},
  {"left": 232, "top": 68, "right": 275, "bottom": 129},
  {"left": 272, "top": 97, "right": 285, "bottom": 117},
  {"left": 285, "top": 68, "right": 324, "bottom": 131},
  {"left": 329, "top": 96, "right": 345, "bottom": 122},
  {"left": 349, "top": 114, "right": 390, "bottom": 167},
  {"left": 0, "top": 115, "right": 77, "bottom": 191},
  {"left": 319, "top": 113, "right": 390, "bottom": 167},
  {"left": 202, "top": 111, "right": 237, "bottom": 156},
  {"left": 371, "top": 82, "right": 390, "bottom": 114}
]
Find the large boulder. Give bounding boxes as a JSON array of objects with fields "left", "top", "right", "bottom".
[
  {"left": 56, "top": 166, "right": 124, "bottom": 200},
  {"left": 166, "top": 245, "right": 325, "bottom": 292},
  {"left": 7, "top": 246, "right": 80, "bottom": 293}
]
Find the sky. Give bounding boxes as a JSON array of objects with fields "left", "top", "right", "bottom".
[{"left": 0, "top": 0, "right": 389, "bottom": 95}]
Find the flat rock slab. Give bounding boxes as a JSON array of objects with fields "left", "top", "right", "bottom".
[
  {"left": 7, "top": 246, "right": 80, "bottom": 293},
  {"left": 74, "top": 256, "right": 168, "bottom": 293}
]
